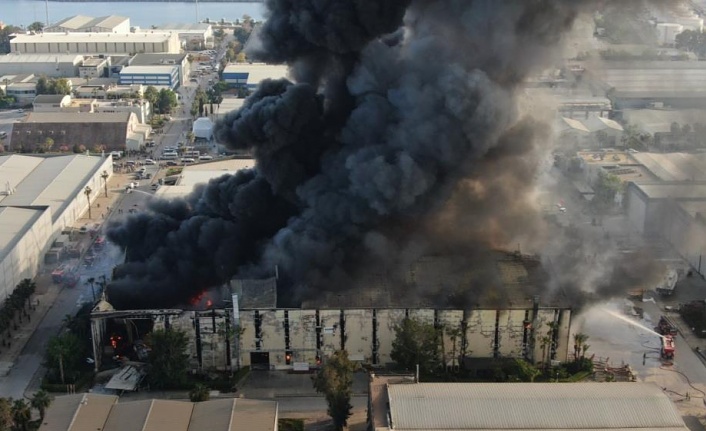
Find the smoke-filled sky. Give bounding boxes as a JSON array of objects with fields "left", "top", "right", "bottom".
[{"left": 107, "top": 0, "right": 674, "bottom": 309}]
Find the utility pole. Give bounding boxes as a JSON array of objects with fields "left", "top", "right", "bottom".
[{"left": 45, "top": 0, "right": 49, "bottom": 27}]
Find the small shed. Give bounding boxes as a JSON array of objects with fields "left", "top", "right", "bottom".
[{"left": 192, "top": 117, "right": 214, "bottom": 141}]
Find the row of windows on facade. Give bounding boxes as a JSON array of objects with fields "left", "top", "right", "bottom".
[{"left": 14, "top": 42, "right": 168, "bottom": 53}]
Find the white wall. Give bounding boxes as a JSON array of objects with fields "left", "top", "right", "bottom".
[{"left": 0, "top": 208, "right": 52, "bottom": 301}]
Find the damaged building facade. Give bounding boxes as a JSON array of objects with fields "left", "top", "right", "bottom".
[{"left": 91, "top": 253, "right": 572, "bottom": 372}]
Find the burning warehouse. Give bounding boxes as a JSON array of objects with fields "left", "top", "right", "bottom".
[
  {"left": 90, "top": 251, "right": 571, "bottom": 373},
  {"left": 97, "top": 2, "right": 655, "bottom": 375}
]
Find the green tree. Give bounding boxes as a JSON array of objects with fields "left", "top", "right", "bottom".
[
  {"left": 143, "top": 86, "right": 159, "bottom": 109},
  {"left": 189, "top": 384, "right": 211, "bottom": 402},
  {"left": 45, "top": 332, "right": 83, "bottom": 384},
  {"left": 592, "top": 172, "right": 622, "bottom": 213},
  {"left": 30, "top": 390, "right": 51, "bottom": 421},
  {"left": 27, "top": 21, "right": 44, "bottom": 33},
  {"left": 41, "top": 137, "right": 54, "bottom": 153},
  {"left": 35, "top": 77, "right": 49, "bottom": 95},
  {"left": 50, "top": 78, "right": 71, "bottom": 95},
  {"left": 157, "top": 89, "right": 178, "bottom": 114},
  {"left": 147, "top": 329, "right": 189, "bottom": 389},
  {"left": 235, "top": 52, "right": 247, "bottom": 63},
  {"left": 312, "top": 350, "right": 356, "bottom": 431},
  {"left": 11, "top": 399, "right": 30, "bottom": 431},
  {"left": 391, "top": 317, "right": 440, "bottom": 375},
  {"left": 0, "top": 398, "right": 13, "bottom": 430},
  {"left": 0, "top": 25, "right": 22, "bottom": 54}
]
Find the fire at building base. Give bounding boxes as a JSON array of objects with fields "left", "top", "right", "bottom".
[{"left": 91, "top": 252, "right": 572, "bottom": 374}]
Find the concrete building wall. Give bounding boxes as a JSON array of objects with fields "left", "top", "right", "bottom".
[
  {"left": 497, "top": 310, "right": 526, "bottom": 358},
  {"left": 343, "top": 309, "right": 373, "bottom": 362},
  {"left": 52, "top": 156, "right": 113, "bottom": 236},
  {"left": 465, "top": 310, "right": 496, "bottom": 358},
  {"left": 556, "top": 309, "right": 572, "bottom": 362},
  {"left": 438, "top": 310, "right": 464, "bottom": 367},
  {"left": 626, "top": 185, "right": 648, "bottom": 234},
  {"left": 0, "top": 61, "right": 79, "bottom": 77},
  {"left": 288, "top": 309, "right": 318, "bottom": 365},
  {"left": 533, "top": 309, "right": 559, "bottom": 363},
  {"left": 375, "top": 309, "right": 406, "bottom": 366},
  {"left": 0, "top": 208, "right": 52, "bottom": 301},
  {"left": 319, "top": 310, "right": 342, "bottom": 358},
  {"left": 259, "top": 309, "right": 285, "bottom": 366},
  {"left": 11, "top": 36, "right": 179, "bottom": 55}
]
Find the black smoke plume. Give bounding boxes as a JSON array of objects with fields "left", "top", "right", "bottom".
[{"left": 107, "top": 0, "right": 674, "bottom": 309}]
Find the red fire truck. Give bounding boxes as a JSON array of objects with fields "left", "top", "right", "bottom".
[{"left": 661, "top": 335, "right": 675, "bottom": 361}]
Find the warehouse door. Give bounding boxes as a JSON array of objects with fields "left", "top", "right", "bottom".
[{"left": 250, "top": 352, "right": 270, "bottom": 370}]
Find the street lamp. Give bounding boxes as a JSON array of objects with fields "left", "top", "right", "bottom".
[
  {"left": 101, "top": 170, "right": 109, "bottom": 197},
  {"left": 84, "top": 186, "right": 92, "bottom": 219}
]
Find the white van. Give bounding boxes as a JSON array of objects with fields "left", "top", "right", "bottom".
[
  {"left": 162, "top": 152, "right": 178, "bottom": 160},
  {"left": 110, "top": 151, "right": 123, "bottom": 160},
  {"left": 199, "top": 155, "right": 213, "bottom": 161}
]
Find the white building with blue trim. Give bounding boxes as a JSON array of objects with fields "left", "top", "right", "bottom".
[
  {"left": 118, "top": 65, "right": 180, "bottom": 90},
  {"left": 221, "top": 63, "right": 289, "bottom": 90}
]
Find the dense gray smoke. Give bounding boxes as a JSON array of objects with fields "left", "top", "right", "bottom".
[{"left": 108, "top": 0, "right": 669, "bottom": 309}]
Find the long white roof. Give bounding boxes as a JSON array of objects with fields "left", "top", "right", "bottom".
[
  {"left": 11, "top": 32, "right": 176, "bottom": 44},
  {"left": 0, "top": 154, "right": 105, "bottom": 222},
  {"left": 0, "top": 206, "right": 50, "bottom": 263},
  {"left": 387, "top": 383, "right": 687, "bottom": 431}
]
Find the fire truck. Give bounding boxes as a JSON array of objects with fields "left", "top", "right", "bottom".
[
  {"left": 655, "top": 316, "right": 678, "bottom": 336},
  {"left": 661, "top": 335, "right": 675, "bottom": 361}
]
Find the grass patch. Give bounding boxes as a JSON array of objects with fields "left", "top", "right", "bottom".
[
  {"left": 278, "top": 418, "right": 304, "bottom": 431},
  {"left": 563, "top": 370, "right": 592, "bottom": 382},
  {"left": 165, "top": 168, "right": 183, "bottom": 176}
]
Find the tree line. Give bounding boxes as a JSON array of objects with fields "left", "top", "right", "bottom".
[
  {"left": 0, "top": 390, "right": 52, "bottom": 431},
  {"left": 0, "top": 279, "right": 36, "bottom": 353}
]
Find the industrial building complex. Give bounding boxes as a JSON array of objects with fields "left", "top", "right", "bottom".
[
  {"left": 91, "top": 250, "right": 572, "bottom": 373},
  {"left": 0, "top": 154, "right": 112, "bottom": 301}
]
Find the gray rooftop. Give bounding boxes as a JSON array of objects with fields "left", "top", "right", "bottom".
[
  {"left": 130, "top": 53, "right": 187, "bottom": 66},
  {"left": 154, "top": 23, "right": 212, "bottom": 31},
  {"left": 0, "top": 206, "right": 50, "bottom": 266},
  {"left": 0, "top": 54, "right": 83, "bottom": 64},
  {"left": 386, "top": 382, "right": 687, "bottom": 431},
  {"left": 48, "top": 15, "right": 129, "bottom": 31},
  {"left": 22, "top": 112, "right": 131, "bottom": 124},
  {"left": 595, "top": 62, "right": 706, "bottom": 99},
  {"left": 0, "top": 155, "right": 106, "bottom": 223},
  {"left": 33, "top": 94, "right": 69, "bottom": 104},
  {"left": 632, "top": 182, "right": 706, "bottom": 200},
  {"left": 631, "top": 152, "right": 706, "bottom": 181},
  {"left": 623, "top": 109, "right": 706, "bottom": 135}
]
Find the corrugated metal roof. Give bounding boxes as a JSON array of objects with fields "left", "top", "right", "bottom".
[
  {"left": 0, "top": 54, "right": 83, "bottom": 64},
  {"left": 387, "top": 383, "right": 687, "bottom": 431},
  {"left": 0, "top": 155, "right": 44, "bottom": 197},
  {"left": 0, "top": 155, "right": 106, "bottom": 222},
  {"left": 144, "top": 400, "right": 193, "bottom": 431},
  {"left": 39, "top": 393, "right": 119, "bottom": 431},
  {"left": 102, "top": 400, "right": 151, "bottom": 431},
  {"left": 0, "top": 207, "right": 48, "bottom": 263},
  {"left": 11, "top": 32, "right": 175, "bottom": 44},
  {"left": 231, "top": 399, "right": 278, "bottom": 431},
  {"left": 23, "top": 112, "right": 131, "bottom": 124},
  {"left": 631, "top": 152, "right": 706, "bottom": 182},
  {"left": 189, "top": 399, "right": 235, "bottom": 431}
]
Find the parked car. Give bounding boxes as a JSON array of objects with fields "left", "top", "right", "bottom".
[
  {"left": 144, "top": 173, "right": 152, "bottom": 179},
  {"left": 198, "top": 155, "right": 213, "bottom": 161},
  {"left": 151, "top": 183, "right": 161, "bottom": 191},
  {"left": 166, "top": 160, "right": 179, "bottom": 166},
  {"left": 182, "top": 158, "right": 196, "bottom": 164}
]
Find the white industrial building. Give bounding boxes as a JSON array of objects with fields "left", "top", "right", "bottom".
[
  {"left": 0, "top": 154, "right": 112, "bottom": 301},
  {"left": 369, "top": 381, "right": 688, "bottom": 431},
  {"left": 221, "top": 63, "right": 289, "bottom": 90},
  {"left": 118, "top": 65, "right": 180, "bottom": 90},
  {"left": 128, "top": 53, "right": 189, "bottom": 87},
  {"left": 10, "top": 32, "right": 181, "bottom": 55},
  {"left": 151, "top": 23, "right": 214, "bottom": 50},
  {"left": 0, "top": 54, "right": 84, "bottom": 77},
  {"left": 45, "top": 15, "right": 131, "bottom": 34}
]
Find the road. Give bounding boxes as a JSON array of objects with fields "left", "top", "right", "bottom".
[{"left": 0, "top": 109, "right": 26, "bottom": 150}]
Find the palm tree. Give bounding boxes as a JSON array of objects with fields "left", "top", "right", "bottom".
[
  {"left": 30, "top": 390, "right": 51, "bottom": 421},
  {"left": 11, "top": 399, "right": 31, "bottom": 431},
  {"left": 84, "top": 186, "right": 92, "bottom": 219},
  {"left": 573, "top": 333, "right": 589, "bottom": 362},
  {"left": 101, "top": 170, "right": 109, "bottom": 197}
]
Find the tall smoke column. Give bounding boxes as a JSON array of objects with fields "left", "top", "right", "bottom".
[{"left": 108, "top": 0, "right": 672, "bottom": 309}]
